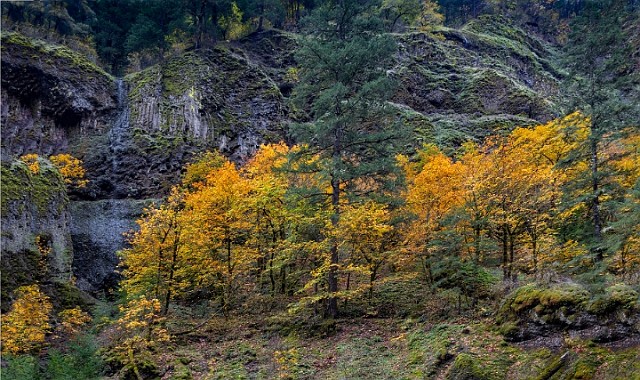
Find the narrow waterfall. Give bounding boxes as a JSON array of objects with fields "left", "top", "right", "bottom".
[{"left": 109, "top": 78, "right": 130, "bottom": 174}]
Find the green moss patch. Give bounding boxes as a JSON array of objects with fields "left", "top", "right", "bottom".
[
  {"left": 1, "top": 159, "right": 67, "bottom": 217},
  {"left": 1, "top": 32, "right": 111, "bottom": 79},
  {"left": 498, "top": 282, "right": 590, "bottom": 323},
  {"left": 587, "top": 283, "right": 639, "bottom": 315}
]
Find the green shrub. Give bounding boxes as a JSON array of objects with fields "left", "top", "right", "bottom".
[{"left": 1, "top": 355, "right": 41, "bottom": 380}]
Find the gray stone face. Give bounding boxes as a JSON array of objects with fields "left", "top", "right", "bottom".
[
  {"left": 1, "top": 160, "right": 73, "bottom": 302},
  {"left": 69, "top": 199, "right": 155, "bottom": 293}
]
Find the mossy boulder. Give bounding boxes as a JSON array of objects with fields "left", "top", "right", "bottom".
[
  {"left": 503, "top": 282, "right": 590, "bottom": 317},
  {"left": 587, "top": 284, "right": 639, "bottom": 315},
  {"left": 498, "top": 282, "right": 640, "bottom": 343},
  {"left": 447, "top": 353, "right": 491, "bottom": 380}
]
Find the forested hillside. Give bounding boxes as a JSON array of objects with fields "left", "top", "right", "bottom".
[{"left": 1, "top": 0, "right": 639, "bottom": 379}]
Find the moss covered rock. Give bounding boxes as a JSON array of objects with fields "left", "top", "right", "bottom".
[
  {"left": 393, "top": 15, "right": 560, "bottom": 147},
  {"left": 498, "top": 282, "right": 640, "bottom": 343},
  {"left": 587, "top": 284, "right": 639, "bottom": 315},
  {"left": 0, "top": 158, "right": 74, "bottom": 309},
  {"left": 500, "top": 282, "right": 590, "bottom": 318},
  {"left": 99, "top": 46, "right": 288, "bottom": 198}
]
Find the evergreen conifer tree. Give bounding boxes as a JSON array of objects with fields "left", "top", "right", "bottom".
[{"left": 290, "top": 0, "right": 403, "bottom": 318}]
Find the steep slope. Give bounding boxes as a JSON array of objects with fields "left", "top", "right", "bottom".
[
  {"left": 234, "top": 15, "right": 562, "bottom": 148},
  {"left": 392, "top": 15, "right": 562, "bottom": 146},
  {"left": 0, "top": 32, "right": 116, "bottom": 164}
]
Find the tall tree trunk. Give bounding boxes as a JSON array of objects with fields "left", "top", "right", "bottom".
[
  {"left": 369, "top": 266, "right": 377, "bottom": 304},
  {"left": 269, "top": 250, "right": 276, "bottom": 293},
  {"left": 193, "top": 0, "right": 206, "bottom": 49},
  {"left": 532, "top": 235, "right": 538, "bottom": 276},
  {"left": 327, "top": 117, "right": 343, "bottom": 319},
  {"left": 590, "top": 136, "right": 603, "bottom": 260},
  {"left": 474, "top": 225, "right": 481, "bottom": 264},
  {"left": 163, "top": 235, "right": 180, "bottom": 315},
  {"left": 327, "top": 173, "right": 340, "bottom": 318},
  {"left": 258, "top": 0, "right": 265, "bottom": 31}
]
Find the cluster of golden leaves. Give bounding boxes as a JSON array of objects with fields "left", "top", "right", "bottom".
[
  {"left": 402, "top": 112, "right": 639, "bottom": 274},
  {"left": 18, "top": 153, "right": 88, "bottom": 188}
]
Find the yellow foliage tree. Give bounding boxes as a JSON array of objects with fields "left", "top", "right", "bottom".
[
  {"left": 49, "top": 153, "right": 89, "bottom": 189},
  {"left": 417, "top": 0, "right": 444, "bottom": 30},
  {"left": 244, "top": 143, "right": 295, "bottom": 296},
  {"left": 19, "top": 153, "right": 89, "bottom": 189},
  {"left": 335, "top": 201, "right": 395, "bottom": 302},
  {"left": 2, "top": 284, "right": 52, "bottom": 355},
  {"left": 402, "top": 145, "right": 466, "bottom": 282},
  {"left": 120, "top": 189, "right": 185, "bottom": 315},
  {"left": 181, "top": 161, "right": 257, "bottom": 314},
  {"left": 606, "top": 130, "right": 640, "bottom": 276},
  {"left": 111, "top": 298, "right": 170, "bottom": 380},
  {"left": 57, "top": 307, "right": 92, "bottom": 336}
]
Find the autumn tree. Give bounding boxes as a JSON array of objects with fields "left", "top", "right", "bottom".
[
  {"left": 244, "top": 143, "right": 295, "bottom": 297},
  {"left": 417, "top": 0, "right": 444, "bottom": 30},
  {"left": 57, "top": 307, "right": 92, "bottom": 337},
  {"left": 291, "top": 0, "right": 402, "bottom": 318},
  {"left": 19, "top": 153, "right": 41, "bottom": 174},
  {"left": 110, "top": 298, "right": 170, "bottom": 380},
  {"left": 334, "top": 201, "right": 395, "bottom": 302},
  {"left": 181, "top": 161, "right": 257, "bottom": 314},
  {"left": 401, "top": 145, "right": 466, "bottom": 284},
  {"left": 2, "top": 284, "right": 53, "bottom": 355},
  {"left": 119, "top": 190, "right": 185, "bottom": 315},
  {"left": 606, "top": 132, "right": 640, "bottom": 277},
  {"left": 508, "top": 113, "right": 590, "bottom": 273}
]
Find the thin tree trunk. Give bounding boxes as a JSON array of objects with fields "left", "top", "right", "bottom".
[
  {"left": 269, "top": 250, "right": 276, "bottom": 293},
  {"left": 474, "top": 225, "right": 481, "bottom": 264},
  {"left": 509, "top": 232, "right": 517, "bottom": 282},
  {"left": 163, "top": 234, "right": 180, "bottom": 315},
  {"left": 326, "top": 110, "right": 343, "bottom": 318},
  {"left": 591, "top": 137, "right": 603, "bottom": 260},
  {"left": 343, "top": 272, "right": 351, "bottom": 309},
  {"left": 532, "top": 236, "right": 538, "bottom": 276},
  {"left": 369, "top": 266, "right": 377, "bottom": 304},
  {"left": 502, "top": 229, "right": 509, "bottom": 281}
]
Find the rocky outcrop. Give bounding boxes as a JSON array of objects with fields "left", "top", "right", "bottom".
[
  {"left": 0, "top": 158, "right": 73, "bottom": 307},
  {"left": 1, "top": 21, "right": 561, "bottom": 199},
  {"left": 497, "top": 281, "right": 640, "bottom": 344},
  {"left": 69, "top": 199, "right": 154, "bottom": 293},
  {"left": 1, "top": 32, "right": 289, "bottom": 200},
  {"left": 243, "top": 18, "right": 562, "bottom": 146},
  {"left": 107, "top": 46, "right": 288, "bottom": 198},
  {"left": 393, "top": 15, "right": 561, "bottom": 144},
  {"left": 0, "top": 32, "right": 116, "bottom": 161}
]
